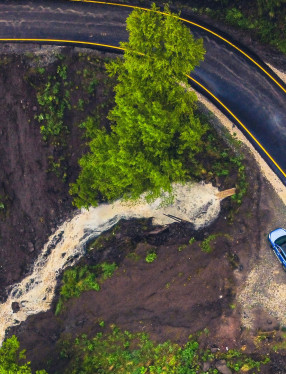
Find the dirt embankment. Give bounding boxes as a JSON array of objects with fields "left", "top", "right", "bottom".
[
  {"left": 0, "top": 47, "right": 113, "bottom": 299},
  {"left": 9, "top": 147, "right": 282, "bottom": 373},
  {"left": 1, "top": 44, "right": 286, "bottom": 373}
]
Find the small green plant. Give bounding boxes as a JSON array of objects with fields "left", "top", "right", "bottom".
[
  {"left": 0, "top": 336, "right": 47, "bottom": 373},
  {"left": 87, "top": 77, "right": 98, "bottom": 94},
  {"left": 189, "top": 237, "right": 195, "bottom": 245},
  {"left": 57, "top": 326, "right": 270, "bottom": 373},
  {"left": 200, "top": 234, "right": 221, "bottom": 253},
  {"left": 145, "top": 250, "right": 157, "bottom": 263},
  {"left": 178, "top": 244, "right": 187, "bottom": 252},
  {"left": 35, "top": 63, "right": 71, "bottom": 142},
  {"left": 77, "top": 98, "right": 85, "bottom": 111},
  {"left": 55, "top": 262, "right": 117, "bottom": 315},
  {"left": 37, "top": 67, "right": 45, "bottom": 74},
  {"left": 99, "top": 320, "right": 105, "bottom": 328}
]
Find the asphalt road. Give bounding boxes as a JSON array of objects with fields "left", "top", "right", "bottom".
[{"left": 1, "top": 0, "right": 286, "bottom": 183}]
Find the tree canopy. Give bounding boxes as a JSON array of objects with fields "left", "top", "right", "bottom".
[
  {"left": 71, "top": 3, "right": 206, "bottom": 208},
  {"left": 0, "top": 336, "right": 47, "bottom": 374}
]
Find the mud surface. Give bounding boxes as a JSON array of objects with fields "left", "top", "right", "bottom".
[
  {"left": 0, "top": 47, "right": 113, "bottom": 299},
  {"left": 1, "top": 43, "right": 286, "bottom": 373},
  {"left": 8, "top": 151, "right": 276, "bottom": 373},
  {"left": 0, "top": 54, "right": 72, "bottom": 297}
]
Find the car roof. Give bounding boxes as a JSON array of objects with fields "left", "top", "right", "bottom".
[{"left": 269, "top": 228, "right": 286, "bottom": 243}]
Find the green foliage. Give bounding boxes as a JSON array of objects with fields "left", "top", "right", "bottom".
[
  {"left": 55, "top": 262, "right": 117, "bottom": 315},
  {"left": 189, "top": 237, "right": 195, "bottom": 245},
  {"left": 230, "top": 155, "right": 248, "bottom": 205},
  {"left": 224, "top": 3, "right": 286, "bottom": 54},
  {"left": 35, "top": 65, "right": 71, "bottom": 142},
  {"left": 226, "top": 8, "right": 252, "bottom": 29},
  {"left": 57, "top": 326, "right": 269, "bottom": 373},
  {"left": 145, "top": 250, "right": 157, "bottom": 263},
  {"left": 200, "top": 234, "right": 222, "bottom": 253},
  {"left": 71, "top": 3, "right": 206, "bottom": 208},
  {"left": 178, "top": 244, "right": 187, "bottom": 252},
  {"left": 0, "top": 336, "right": 47, "bottom": 373}
]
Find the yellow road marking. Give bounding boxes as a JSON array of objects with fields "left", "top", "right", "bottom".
[
  {"left": 0, "top": 38, "right": 125, "bottom": 50},
  {"left": 72, "top": 0, "right": 286, "bottom": 95},
  {"left": 188, "top": 75, "right": 286, "bottom": 177},
  {"left": 0, "top": 37, "right": 285, "bottom": 177}
]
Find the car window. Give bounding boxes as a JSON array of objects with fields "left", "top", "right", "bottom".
[{"left": 275, "top": 235, "right": 286, "bottom": 247}]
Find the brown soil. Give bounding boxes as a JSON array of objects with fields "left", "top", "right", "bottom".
[
  {"left": 1, "top": 44, "right": 286, "bottom": 373},
  {"left": 0, "top": 47, "right": 114, "bottom": 299},
  {"left": 8, "top": 152, "right": 277, "bottom": 373}
]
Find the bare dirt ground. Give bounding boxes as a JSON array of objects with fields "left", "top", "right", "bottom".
[
  {"left": 1, "top": 44, "right": 286, "bottom": 373},
  {"left": 0, "top": 51, "right": 76, "bottom": 297},
  {"left": 0, "top": 46, "right": 114, "bottom": 299},
  {"left": 8, "top": 146, "right": 286, "bottom": 373}
]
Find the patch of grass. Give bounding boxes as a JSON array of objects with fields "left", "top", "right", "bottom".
[
  {"left": 189, "top": 237, "right": 195, "bottom": 245},
  {"left": 272, "top": 332, "right": 286, "bottom": 352},
  {"left": 57, "top": 326, "right": 270, "bottom": 373},
  {"left": 35, "top": 64, "right": 71, "bottom": 142},
  {"left": 200, "top": 233, "right": 232, "bottom": 253},
  {"left": 145, "top": 250, "right": 157, "bottom": 263},
  {"left": 55, "top": 262, "right": 117, "bottom": 315},
  {"left": 200, "top": 234, "right": 221, "bottom": 253},
  {"left": 230, "top": 155, "right": 248, "bottom": 205},
  {"left": 178, "top": 244, "right": 187, "bottom": 252},
  {"left": 47, "top": 155, "right": 67, "bottom": 181}
]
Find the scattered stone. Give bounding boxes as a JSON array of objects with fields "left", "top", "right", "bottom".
[
  {"left": 203, "top": 361, "right": 211, "bottom": 371},
  {"left": 211, "top": 345, "right": 220, "bottom": 353},
  {"left": 12, "top": 302, "right": 20, "bottom": 313},
  {"left": 32, "top": 106, "right": 38, "bottom": 112},
  {"left": 253, "top": 308, "right": 280, "bottom": 332},
  {"left": 75, "top": 318, "right": 86, "bottom": 327},
  {"left": 215, "top": 360, "right": 232, "bottom": 374},
  {"left": 27, "top": 241, "right": 35, "bottom": 253}
]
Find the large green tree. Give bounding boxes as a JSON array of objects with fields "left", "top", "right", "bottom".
[{"left": 71, "top": 3, "right": 206, "bottom": 208}]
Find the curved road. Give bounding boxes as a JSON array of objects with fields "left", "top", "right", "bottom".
[{"left": 1, "top": 0, "right": 286, "bottom": 184}]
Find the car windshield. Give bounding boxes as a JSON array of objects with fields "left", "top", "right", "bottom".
[{"left": 275, "top": 235, "right": 286, "bottom": 252}]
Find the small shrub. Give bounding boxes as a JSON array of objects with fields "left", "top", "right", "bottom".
[
  {"left": 55, "top": 262, "right": 117, "bottom": 315},
  {"left": 200, "top": 234, "right": 221, "bottom": 253},
  {"left": 178, "top": 244, "right": 187, "bottom": 252},
  {"left": 189, "top": 237, "right": 195, "bottom": 245},
  {"left": 145, "top": 251, "right": 157, "bottom": 263}
]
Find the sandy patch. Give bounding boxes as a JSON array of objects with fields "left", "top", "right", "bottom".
[
  {"left": 189, "top": 86, "right": 286, "bottom": 205},
  {"left": 266, "top": 63, "right": 286, "bottom": 84}
]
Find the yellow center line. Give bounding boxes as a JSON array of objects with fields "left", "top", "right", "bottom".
[
  {"left": 71, "top": 0, "right": 286, "bottom": 95},
  {"left": 188, "top": 75, "right": 286, "bottom": 177},
  {"left": 0, "top": 37, "right": 285, "bottom": 177},
  {"left": 0, "top": 38, "right": 125, "bottom": 50}
]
